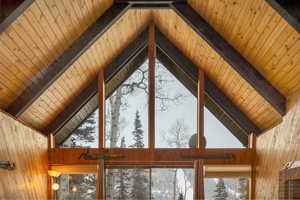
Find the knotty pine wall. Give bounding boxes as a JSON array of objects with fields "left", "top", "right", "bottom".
[
  {"left": 255, "top": 89, "right": 300, "bottom": 199},
  {"left": 0, "top": 110, "right": 48, "bottom": 200}
]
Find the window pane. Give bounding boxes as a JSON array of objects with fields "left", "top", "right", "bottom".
[
  {"left": 151, "top": 168, "right": 194, "bottom": 200},
  {"left": 105, "top": 168, "right": 150, "bottom": 200},
  {"left": 105, "top": 167, "right": 194, "bottom": 200},
  {"left": 56, "top": 174, "right": 97, "bottom": 200},
  {"left": 204, "top": 108, "right": 244, "bottom": 148},
  {"left": 58, "top": 109, "right": 99, "bottom": 148},
  {"left": 204, "top": 178, "right": 249, "bottom": 200},
  {"left": 105, "top": 60, "right": 148, "bottom": 148},
  {"left": 155, "top": 60, "right": 197, "bottom": 148}
]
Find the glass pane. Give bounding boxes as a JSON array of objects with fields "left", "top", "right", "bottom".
[
  {"left": 105, "top": 167, "right": 194, "bottom": 200},
  {"left": 204, "top": 178, "right": 249, "bottom": 200},
  {"left": 105, "top": 168, "right": 150, "bottom": 199},
  {"left": 59, "top": 109, "right": 99, "bottom": 148},
  {"left": 151, "top": 168, "right": 194, "bottom": 200},
  {"left": 204, "top": 107, "right": 244, "bottom": 148},
  {"left": 155, "top": 60, "right": 197, "bottom": 148},
  {"left": 56, "top": 174, "right": 97, "bottom": 200},
  {"left": 105, "top": 60, "right": 148, "bottom": 148}
]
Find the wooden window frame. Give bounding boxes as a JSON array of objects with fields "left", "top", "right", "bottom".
[{"left": 48, "top": 25, "right": 256, "bottom": 199}]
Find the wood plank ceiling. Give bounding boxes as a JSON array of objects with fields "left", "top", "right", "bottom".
[{"left": 0, "top": 0, "right": 299, "bottom": 133}]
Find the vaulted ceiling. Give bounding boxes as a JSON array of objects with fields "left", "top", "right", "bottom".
[{"left": 0, "top": 0, "right": 299, "bottom": 138}]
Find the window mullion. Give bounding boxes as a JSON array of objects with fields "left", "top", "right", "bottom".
[
  {"left": 197, "top": 70, "right": 205, "bottom": 149},
  {"left": 148, "top": 23, "right": 156, "bottom": 150},
  {"left": 98, "top": 70, "right": 105, "bottom": 149}
]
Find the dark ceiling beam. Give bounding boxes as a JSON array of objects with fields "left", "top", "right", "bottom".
[
  {"left": 155, "top": 28, "right": 262, "bottom": 135},
  {"left": 0, "top": 0, "right": 34, "bottom": 33},
  {"left": 43, "top": 28, "right": 149, "bottom": 135},
  {"left": 5, "top": 3, "right": 130, "bottom": 117},
  {"left": 171, "top": 2, "right": 286, "bottom": 116},
  {"left": 266, "top": 0, "right": 300, "bottom": 33}
]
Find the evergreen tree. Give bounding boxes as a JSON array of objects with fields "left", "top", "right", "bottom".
[
  {"left": 130, "top": 111, "right": 149, "bottom": 199},
  {"left": 236, "top": 178, "right": 248, "bottom": 200},
  {"left": 114, "top": 137, "right": 131, "bottom": 200},
  {"left": 67, "top": 112, "right": 96, "bottom": 148},
  {"left": 178, "top": 193, "right": 184, "bottom": 200},
  {"left": 213, "top": 178, "right": 228, "bottom": 200},
  {"left": 130, "top": 110, "right": 145, "bottom": 148}
]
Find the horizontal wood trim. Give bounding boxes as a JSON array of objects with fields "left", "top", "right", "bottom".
[
  {"left": 155, "top": 28, "right": 261, "bottom": 135},
  {"left": 49, "top": 148, "right": 253, "bottom": 166},
  {"left": 171, "top": 2, "right": 286, "bottom": 116},
  {"left": 5, "top": 3, "right": 130, "bottom": 117}
]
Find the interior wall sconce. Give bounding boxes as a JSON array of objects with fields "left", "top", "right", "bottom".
[
  {"left": 0, "top": 161, "right": 15, "bottom": 170},
  {"left": 48, "top": 170, "right": 61, "bottom": 191}
]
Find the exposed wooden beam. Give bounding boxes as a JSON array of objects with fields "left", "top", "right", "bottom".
[
  {"left": 155, "top": 28, "right": 262, "bottom": 136},
  {"left": 171, "top": 2, "right": 286, "bottom": 116},
  {"left": 266, "top": 0, "right": 300, "bottom": 33},
  {"left": 5, "top": 3, "right": 130, "bottom": 117},
  {"left": 0, "top": 0, "right": 34, "bottom": 33},
  {"left": 43, "top": 28, "right": 148, "bottom": 135}
]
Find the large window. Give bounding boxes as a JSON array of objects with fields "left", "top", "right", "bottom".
[
  {"left": 56, "top": 174, "right": 97, "bottom": 200},
  {"left": 105, "top": 167, "right": 194, "bottom": 200}
]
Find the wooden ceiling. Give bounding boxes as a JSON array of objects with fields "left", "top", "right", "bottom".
[{"left": 0, "top": 0, "right": 299, "bottom": 134}]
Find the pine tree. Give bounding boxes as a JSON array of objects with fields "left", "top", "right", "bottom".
[
  {"left": 236, "top": 178, "right": 248, "bottom": 200},
  {"left": 213, "top": 178, "right": 228, "bottom": 200},
  {"left": 130, "top": 110, "right": 145, "bottom": 148},
  {"left": 130, "top": 111, "right": 149, "bottom": 199},
  {"left": 114, "top": 137, "right": 131, "bottom": 200},
  {"left": 67, "top": 112, "right": 96, "bottom": 148},
  {"left": 178, "top": 193, "right": 184, "bottom": 200}
]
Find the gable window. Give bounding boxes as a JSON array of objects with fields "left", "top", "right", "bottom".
[{"left": 49, "top": 25, "right": 253, "bottom": 200}]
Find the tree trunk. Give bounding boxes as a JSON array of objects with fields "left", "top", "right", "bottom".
[{"left": 107, "top": 88, "right": 123, "bottom": 199}]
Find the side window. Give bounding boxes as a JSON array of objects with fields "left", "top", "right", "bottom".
[{"left": 58, "top": 109, "right": 99, "bottom": 148}]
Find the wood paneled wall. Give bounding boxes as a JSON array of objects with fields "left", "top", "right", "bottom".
[
  {"left": 0, "top": 110, "right": 48, "bottom": 200},
  {"left": 255, "top": 90, "right": 300, "bottom": 199}
]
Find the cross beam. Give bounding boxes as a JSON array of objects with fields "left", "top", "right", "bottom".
[{"left": 49, "top": 148, "right": 253, "bottom": 166}]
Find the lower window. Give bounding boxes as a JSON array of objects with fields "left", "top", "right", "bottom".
[
  {"left": 204, "top": 178, "right": 249, "bottom": 200},
  {"left": 105, "top": 167, "right": 194, "bottom": 200},
  {"left": 56, "top": 174, "right": 97, "bottom": 200}
]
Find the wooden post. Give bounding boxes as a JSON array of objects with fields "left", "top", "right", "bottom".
[
  {"left": 197, "top": 70, "right": 205, "bottom": 149},
  {"left": 98, "top": 70, "right": 105, "bottom": 149},
  {"left": 249, "top": 133, "right": 257, "bottom": 200},
  {"left": 148, "top": 23, "right": 156, "bottom": 149},
  {"left": 194, "top": 160, "right": 205, "bottom": 200},
  {"left": 96, "top": 160, "right": 105, "bottom": 200}
]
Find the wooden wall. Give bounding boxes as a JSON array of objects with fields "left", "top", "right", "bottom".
[
  {"left": 255, "top": 89, "right": 300, "bottom": 199},
  {"left": 0, "top": 110, "right": 48, "bottom": 200}
]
